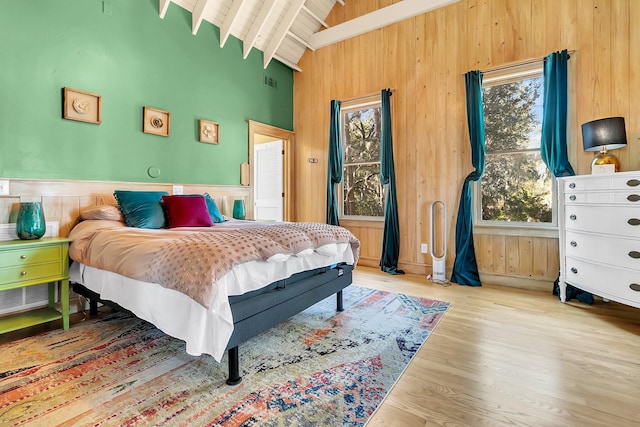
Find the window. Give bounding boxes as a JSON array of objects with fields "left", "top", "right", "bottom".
[
  {"left": 341, "top": 99, "right": 384, "bottom": 219},
  {"left": 475, "top": 63, "right": 556, "bottom": 227}
]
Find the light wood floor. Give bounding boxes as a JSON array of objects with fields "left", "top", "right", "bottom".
[
  {"left": 2, "top": 267, "right": 639, "bottom": 426},
  {"left": 358, "top": 267, "right": 640, "bottom": 427}
]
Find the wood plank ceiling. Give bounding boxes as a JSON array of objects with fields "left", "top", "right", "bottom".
[{"left": 159, "top": 0, "right": 461, "bottom": 72}]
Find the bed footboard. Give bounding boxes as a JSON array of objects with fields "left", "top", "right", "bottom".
[{"left": 224, "top": 264, "right": 352, "bottom": 385}]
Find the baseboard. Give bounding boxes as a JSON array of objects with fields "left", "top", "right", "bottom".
[
  {"left": 479, "top": 273, "right": 555, "bottom": 293},
  {"left": 357, "top": 257, "right": 554, "bottom": 292}
]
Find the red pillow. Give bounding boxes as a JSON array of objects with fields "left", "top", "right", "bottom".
[{"left": 161, "top": 195, "right": 214, "bottom": 228}]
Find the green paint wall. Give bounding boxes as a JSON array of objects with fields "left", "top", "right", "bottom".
[{"left": 0, "top": 0, "right": 293, "bottom": 185}]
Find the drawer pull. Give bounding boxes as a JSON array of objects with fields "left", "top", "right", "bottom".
[
  {"left": 626, "top": 179, "right": 640, "bottom": 187},
  {"left": 20, "top": 255, "right": 27, "bottom": 259},
  {"left": 570, "top": 267, "right": 578, "bottom": 274},
  {"left": 630, "top": 284, "right": 640, "bottom": 292},
  {"left": 570, "top": 241, "right": 577, "bottom": 247},
  {"left": 628, "top": 218, "right": 640, "bottom": 226},
  {"left": 629, "top": 251, "right": 640, "bottom": 259},
  {"left": 569, "top": 182, "right": 576, "bottom": 189},
  {"left": 569, "top": 214, "right": 577, "bottom": 221},
  {"left": 627, "top": 194, "right": 640, "bottom": 202},
  {"left": 569, "top": 195, "right": 576, "bottom": 201},
  {"left": 20, "top": 271, "right": 27, "bottom": 276}
]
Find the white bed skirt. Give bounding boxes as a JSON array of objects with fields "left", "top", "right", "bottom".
[{"left": 69, "top": 242, "right": 355, "bottom": 362}]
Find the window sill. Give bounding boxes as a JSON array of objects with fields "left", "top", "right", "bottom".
[
  {"left": 474, "top": 224, "right": 558, "bottom": 238},
  {"left": 339, "top": 218, "right": 384, "bottom": 229}
]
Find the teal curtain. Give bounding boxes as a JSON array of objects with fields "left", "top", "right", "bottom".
[
  {"left": 540, "top": 49, "right": 575, "bottom": 178},
  {"left": 451, "top": 71, "right": 485, "bottom": 286},
  {"left": 541, "top": 50, "right": 583, "bottom": 300},
  {"left": 326, "top": 100, "right": 342, "bottom": 225},
  {"left": 379, "top": 89, "right": 404, "bottom": 275}
]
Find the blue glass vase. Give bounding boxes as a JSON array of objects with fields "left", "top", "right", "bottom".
[
  {"left": 232, "top": 200, "right": 246, "bottom": 220},
  {"left": 16, "top": 202, "right": 46, "bottom": 240}
]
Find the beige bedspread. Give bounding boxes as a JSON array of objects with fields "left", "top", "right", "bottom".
[{"left": 69, "top": 220, "right": 360, "bottom": 309}]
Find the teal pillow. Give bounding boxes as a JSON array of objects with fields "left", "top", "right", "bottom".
[
  {"left": 114, "top": 190, "right": 168, "bottom": 229},
  {"left": 203, "top": 193, "right": 226, "bottom": 223}
]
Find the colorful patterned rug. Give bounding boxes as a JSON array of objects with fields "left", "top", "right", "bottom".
[{"left": 0, "top": 286, "right": 449, "bottom": 426}]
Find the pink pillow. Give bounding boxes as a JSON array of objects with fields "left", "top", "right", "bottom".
[{"left": 161, "top": 195, "right": 214, "bottom": 228}]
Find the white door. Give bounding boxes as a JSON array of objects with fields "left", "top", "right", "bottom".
[{"left": 254, "top": 140, "right": 283, "bottom": 221}]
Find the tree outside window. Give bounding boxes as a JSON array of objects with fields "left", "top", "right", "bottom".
[
  {"left": 341, "top": 102, "right": 384, "bottom": 218},
  {"left": 478, "top": 67, "right": 555, "bottom": 226}
]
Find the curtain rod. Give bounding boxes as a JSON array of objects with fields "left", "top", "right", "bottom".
[
  {"left": 341, "top": 88, "right": 395, "bottom": 103},
  {"left": 479, "top": 50, "right": 576, "bottom": 74}
]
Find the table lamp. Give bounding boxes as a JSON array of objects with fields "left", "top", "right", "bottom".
[{"left": 581, "top": 117, "right": 627, "bottom": 172}]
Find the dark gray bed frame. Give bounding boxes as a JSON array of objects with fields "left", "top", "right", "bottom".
[{"left": 72, "top": 263, "right": 354, "bottom": 385}]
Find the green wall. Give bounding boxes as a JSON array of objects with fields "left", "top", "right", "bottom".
[{"left": 0, "top": 0, "right": 293, "bottom": 185}]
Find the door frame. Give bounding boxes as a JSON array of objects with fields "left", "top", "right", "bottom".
[{"left": 247, "top": 120, "right": 295, "bottom": 221}]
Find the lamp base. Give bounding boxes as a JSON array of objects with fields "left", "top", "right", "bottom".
[{"left": 591, "top": 149, "right": 620, "bottom": 172}]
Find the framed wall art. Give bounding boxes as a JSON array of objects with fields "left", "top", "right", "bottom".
[
  {"left": 199, "top": 119, "right": 219, "bottom": 144},
  {"left": 63, "top": 87, "right": 102, "bottom": 124},
  {"left": 143, "top": 106, "right": 170, "bottom": 137}
]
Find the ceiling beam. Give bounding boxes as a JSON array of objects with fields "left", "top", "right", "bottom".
[
  {"left": 191, "top": 0, "right": 209, "bottom": 35},
  {"left": 302, "top": 5, "right": 328, "bottom": 29},
  {"left": 158, "top": 0, "right": 172, "bottom": 19},
  {"left": 287, "top": 30, "right": 314, "bottom": 51},
  {"left": 263, "top": 0, "right": 306, "bottom": 68},
  {"left": 243, "top": 0, "right": 278, "bottom": 59},
  {"left": 273, "top": 54, "right": 302, "bottom": 72},
  {"left": 309, "top": 0, "right": 461, "bottom": 49},
  {"left": 220, "top": 0, "right": 246, "bottom": 47}
]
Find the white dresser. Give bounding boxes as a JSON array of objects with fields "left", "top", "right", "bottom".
[{"left": 558, "top": 171, "right": 640, "bottom": 309}]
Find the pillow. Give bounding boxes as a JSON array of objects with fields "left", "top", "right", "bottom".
[
  {"left": 161, "top": 195, "right": 214, "bottom": 228},
  {"left": 203, "top": 193, "right": 226, "bottom": 223},
  {"left": 80, "top": 205, "right": 125, "bottom": 221},
  {"left": 114, "top": 190, "right": 168, "bottom": 229}
]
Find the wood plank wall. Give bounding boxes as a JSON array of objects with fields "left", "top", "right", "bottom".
[
  {"left": 294, "top": 0, "right": 640, "bottom": 289},
  {"left": 0, "top": 179, "right": 250, "bottom": 238}
]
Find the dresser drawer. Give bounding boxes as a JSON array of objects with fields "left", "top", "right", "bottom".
[
  {"left": 564, "top": 192, "right": 611, "bottom": 205},
  {"left": 0, "top": 245, "right": 61, "bottom": 268},
  {"left": 563, "top": 175, "right": 640, "bottom": 192},
  {"left": 0, "top": 261, "right": 63, "bottom": 286},
  {"left": 564, "top": 205, "right": 640, "bottom": 236},
  {"left": 563, "top": 178, "right": 612, "bottom": 192},
  {"left": 565, "top": 230, "right": 640, "bottom": 270},
  {"left": 564, "top": 191, "right": 640, "bottom": 205},
  {"left": 564, "top": 257, "right": 640, "bottom": 306}
]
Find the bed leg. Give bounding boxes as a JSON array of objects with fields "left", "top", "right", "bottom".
[
  {"left": 337, "top": 290, "right": 344, "bottom": 312},
  {"left": 226, "top": 346, "right": 242, "bottom": 386},
  {"left": 89, "top": 299, "right": 98, "bottom": 316}
]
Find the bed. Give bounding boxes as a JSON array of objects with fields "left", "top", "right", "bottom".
[{"left": 67, "top": 195, "right": 360, "bottom": 385}]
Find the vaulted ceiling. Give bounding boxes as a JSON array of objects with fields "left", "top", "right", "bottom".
[{"left": 159, "top": 0, "right": 460, "bottom": 72}]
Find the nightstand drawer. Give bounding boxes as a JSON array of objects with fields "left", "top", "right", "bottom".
[
  {"left": 0, "top": 261, "right": 63, "bottom": 286},
  {"left": 0, "top": 245, "right": 61, "bottom": 268}
]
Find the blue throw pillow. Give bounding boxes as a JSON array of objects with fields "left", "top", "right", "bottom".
[
  {"left": 203, "top": 193, "right": 226, "bottom": 223},
  {"left": 114, "top": 190, "right": 169, "bottom": 229}
]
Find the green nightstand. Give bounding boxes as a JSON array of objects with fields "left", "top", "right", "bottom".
[{"left": 0, "top": 237, "right": 72, "bottom": 334}]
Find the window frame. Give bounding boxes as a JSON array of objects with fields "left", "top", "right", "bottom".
[
  {"left": 339, "top": 97, "right": 385, "bottom": 222},
  {"left": 473, "top": 62, "right": 558, "bottom": 232}
]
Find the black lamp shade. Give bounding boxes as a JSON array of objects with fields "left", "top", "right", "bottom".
[{"left": 581, "top": 117, "right": 627, "bottom": 152}]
